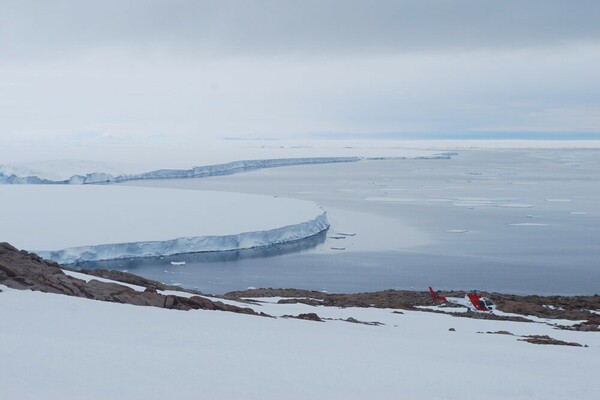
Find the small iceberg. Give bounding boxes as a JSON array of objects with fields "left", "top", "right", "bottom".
[
  {"left": 170, "top": 261, "right": 186, "bottom": 266},
  {"left": 510, "top": 223, "right": 549, "bottom": 226}
]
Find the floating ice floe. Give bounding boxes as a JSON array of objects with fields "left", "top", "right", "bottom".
[
  {"left": 364, "top": 197, "right": 417, "bottom": 202},
  {"left": 510, "top": 223, "right": 549, "bottom": 226},
  {"left": 497, "top": 203, "right": 535, "bottom": 208}
]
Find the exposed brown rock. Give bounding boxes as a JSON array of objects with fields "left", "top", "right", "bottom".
[
  {"left": 226, "top": 287, "right": 600, "bottom": 327},
  {"left": 283, "top": 313, "right": 323, "bottom": 322},
  {"left": 72, "top": 268, "right": 189, "bottom": 293},
  {"left": 0, "top": 242, "right": 260, "bottom": 316},
  {"left": 226, "top": 288, "right": 431, "bottom": 309},
  {"left": 519, "top": 335, "right": 587, "bottom": 347},
  {"left": 277, "top": 298, "right": 323, "bottom": 306},
  {"left": 343, "top": 317, "right": 383, "bottom": 326}
]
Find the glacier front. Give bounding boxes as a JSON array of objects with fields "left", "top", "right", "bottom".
[{"left": 0, "top": 185, "right": 329, "bottom": 263}]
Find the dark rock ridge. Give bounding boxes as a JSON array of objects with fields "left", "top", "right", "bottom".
[
  {"left": 0, "top": 242, "right": 260, "bottom": 315},
  {"left": 225, "top": 288, "right": 432, "bottom": 309},
  {"left": 282, "top": 313, "right": 323, "bottom": 322},
  {"left": 225, "top": 288, "right": 600, "bottom": 330},
  {"left": 519, "top": 335, "right": 587, "bottom": 347},
  {"left": 65, "top": 267, "right": 192, "bottom": 293}
]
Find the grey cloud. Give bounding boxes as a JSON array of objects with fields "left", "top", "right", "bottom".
[{"left": 2, "top": 0, "right": 600, "bottom": 61}]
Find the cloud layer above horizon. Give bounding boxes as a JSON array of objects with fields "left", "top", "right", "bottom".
[{"left": 1, "top": 0, "right": 600, "bottom": 142}]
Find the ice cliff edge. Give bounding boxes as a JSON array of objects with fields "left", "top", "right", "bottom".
[
  {"left": 0, "top": 157, "right": 361, "bottom": 184},
  {"left": 0, "top": 154, "right": 456, "bottom": 184},
  {"left": 36, "top": 212, "right": 330, "bottom": 264}
]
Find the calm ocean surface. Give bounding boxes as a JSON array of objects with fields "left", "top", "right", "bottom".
[{"left": 77, "top": 149, "right": 600, "bottom": 295}]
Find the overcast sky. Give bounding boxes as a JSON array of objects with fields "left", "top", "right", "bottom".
[{"left": 1, "top": 0, "right": 599, "bottom": 144}]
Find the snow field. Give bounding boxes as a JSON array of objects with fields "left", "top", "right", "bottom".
[{"left": 1, "top": 284, "right": 599, "bottom": 400}]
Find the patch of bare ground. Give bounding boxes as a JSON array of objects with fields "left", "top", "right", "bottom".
[
  {"left": 519, "top": 335, "right": 588, "bottom": 347},
  {"left": 0, "top": 243, "right": 265, "bottom": 317},
  {"left": 480, "top": 330, "right": 515, "bottom": 335},
  {"left": 225, "top": 288, "right": 600, "bottom": 328},
  {"left": 226, "top": 288, "right": 431, "bottom": 309},
  {"left": 282, "top": 313, "right": 323, "bottom": 322},
  {"left": 478, "top": 331, "right": 588, "bottom": 347}
]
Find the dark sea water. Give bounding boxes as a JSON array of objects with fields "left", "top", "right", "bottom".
[
  {"left": 77, "top": 149, "right": 600, "bottom": 295},
  {"left": 76, "top": 246, "right": 600, "bottom": 296}
]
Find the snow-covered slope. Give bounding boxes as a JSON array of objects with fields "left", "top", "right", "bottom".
[
  {"left": 0, "top": 185, "right": 329, "bottom": 263},
  {"left": 1, "top": 284, "right": 598, "bottom": 400}
]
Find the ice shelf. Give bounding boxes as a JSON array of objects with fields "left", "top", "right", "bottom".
[
  {"left": 0, "top": 154, "right": 455, "bottom": 185},
  {"left": 0, "top": 185, "right": 329, "bottom": 263}
]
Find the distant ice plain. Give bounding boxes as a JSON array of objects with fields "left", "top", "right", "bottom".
[{"left": 79, "top": 147, "right": 600, "bottom": 295}]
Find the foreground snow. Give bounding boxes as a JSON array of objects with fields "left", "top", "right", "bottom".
[
  {"left": 1, "top": 283, "right": 598, "bottom": 400},
  {"left": 0, "top": 185, "right": 328, "bottom": 263}
]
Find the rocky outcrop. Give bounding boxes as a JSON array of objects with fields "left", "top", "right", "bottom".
[
  {"left": 70, "top": 267, "right": 187, "bottom": 292},
  {"left": 282, "top": 313, "right": 323, "bottom": 322},
  {"left": 519, "top": 335, "right": 587, "bottom": 347},
  {"left": 0, "top": 242, "right": 260, "bottom": 315},
  {"left": 225, "top": 288, "right": 432, "bottom": 309},
  {"left": 226, "top": 287, "right": 600, "bottom": 329},
  {"left": 230, "top": 288, "right": 512, "bottom": 314}
]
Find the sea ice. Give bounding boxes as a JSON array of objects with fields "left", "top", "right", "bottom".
[
  {"left": 497, "top": 203, "right": 536, "bottom": 208},
  {"left": 364, "top": 197, "right": 417, "bottom": 202},
  {"left": 510, "top": 223, "right": 549, "bottom": 226}
]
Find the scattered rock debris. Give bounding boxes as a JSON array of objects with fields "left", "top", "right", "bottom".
[
  {"left": 519, "top": 335, "right": 587, "bottom": 347},
  {"left": 226, "top": 288, "right": 600, "bottom": 328},
  {"left": 478, "top": 330, "right": 514, "bottom": 336},
  {"left": 282, "top": 313, "right": 323, "bottom": 322},
  {"left": 0, "top": 242, "right": 264, "bottom": 317},
  {"left": 277, "top": 298, "right": 322, "bottom": 306},
  {"left": 343, "top": 317, "right": 383, "bottom": 326}
]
